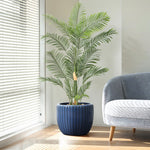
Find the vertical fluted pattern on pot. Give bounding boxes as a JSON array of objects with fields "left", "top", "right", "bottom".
[{"left": 57, "top": 102, "right": 94, "bottom": 136}]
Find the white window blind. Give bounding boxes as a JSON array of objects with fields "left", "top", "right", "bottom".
[{"left": 0, "top": 0, "right": 41, "bottom": 139}]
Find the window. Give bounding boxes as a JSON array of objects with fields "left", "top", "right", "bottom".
[{"left": 0, "top": 0, "right": 42, "bottom": 139}]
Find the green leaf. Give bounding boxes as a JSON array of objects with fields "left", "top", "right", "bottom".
[
  {"left": 47, "top": 50, "right": 66, "bottom": 78},
  {"left": 77, "top": 47, "right": 100, "bottom": 77},
  {"left": 78, "top": 81, "right": 91, "bottom": 96},
  {"left": 92, "top": 28, "right": 117, "bottom": 46},
  {"left": 73, "top": 80, "right": 78, "bottom": 98},
  {"left": 69, "top": 3, "right": 81, "bottom": 27},
  {"left": 45, "top": 14, "right": 69, "bottom": 36},
  {"left": 83, "top": 66, "right": 108, "bottom": 83},
  {"left": 65, "top": 47, "right": 82, "bottom": 79},
  {"left": 40, "top": 77, "right": 63, "bottom": 88},
  {"left": 75, "top": 94, "right": 89, "bottom": 101},
  {"left": 64, "top": 79, "right": 73, "bottom": 102},
  {"left": 80, "top": 12, "right": 110, "bottom": 38},
  {"left": 79, "top": 9, "right": 86, "bottom": 26},
  {"left": 42, "top": 33, "right": 69, "bottom": 51}
]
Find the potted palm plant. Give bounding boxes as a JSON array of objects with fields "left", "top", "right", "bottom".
[{"left": 41, "top": 2, "right": 117, "bottom": 135}]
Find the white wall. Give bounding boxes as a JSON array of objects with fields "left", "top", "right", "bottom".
[
  {"left": 45, "top": 0, "right": 122, "bottom": 126},
  {"left": 122, "top": 0, "right": 150, "bottom": 74},
  {"left": 79, "top": 0, "right": 122, "bottom": 125}
]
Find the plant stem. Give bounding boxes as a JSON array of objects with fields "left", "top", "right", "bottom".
[
  {"left": 73, "top": 71, "right": 77, "bottom": 104},
  {"left": 74, "top": 80, "right": 77, "bottom": 104},
  {"left": 73, "top": 38, "right": 80, "bottom": 105}
]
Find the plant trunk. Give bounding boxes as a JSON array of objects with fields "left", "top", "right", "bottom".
[
  {"left": 74, "top": 80, "right": 78, "bottom": 105},
  {"left": 73, "top": 72, "right": 78, "bottom": 105}
]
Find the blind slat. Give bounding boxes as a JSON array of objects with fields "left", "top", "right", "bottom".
[
  {"left": 1, "top": 2, "right": 39, "bottom": 14},
  {"left": 0, "top": 49, "right": 39, "bottom": 53},
  {"left": 0, "top": 94, "right": 40, "bottom": 104},
  {"left": 1, "top": 116, "right": 40, "bottom": 133},
  {"left": 0, "top": 0, "right": 41, "bottom": 139},
  {"left": 0, "top": 91, "right": 39, "bottom": 100}
]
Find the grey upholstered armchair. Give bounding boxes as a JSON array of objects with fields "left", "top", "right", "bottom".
[{"left": 102, "top": 73, "right": 150, "bottom": 141}]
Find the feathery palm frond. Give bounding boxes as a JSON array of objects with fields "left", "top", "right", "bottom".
[
  {"left": 65, "top": 46, "right": 82, "bottom": 77},
  {"left": 40, "top": 77, "right": 63, "bottom": 88},
  {"left": 82, "top": 47, "right": 100, "bottom": 65},
  {"left": 69, "top": 3, "right": 81, "bottom": 27},
  {"left": 47, "top": 50, "right": 66, "bottom": 78},
  {"left": 78, "top": 81, "right": 91, "bottom": 96},
  {"left": 79, "top": 9, "right": 86, "bottom": 25},
  {"left": 79, "top": 12, "right": 110, "bottom": 38},
  {"left": 64, "top": 79, "right": 73, "bottom": 103},
  {"left": 45, "top": 14, "right": 69, "bottom": 36},
  {"left": 77, "top": 47, "right": 100, "bottom": 77},
  {"left": 42, "top": 33, "right": 70, "bottom": 51},
  {"left": 83, "top": 66, "right": 108, "bottom": 83},
  {"left": 64, "top": 58, "right": 74, "bottom": 79},
  {"left": 92, "top": 28, "right": 117, "bottom": 47},
  {"left": 74, "top": 94, "right": 89, "bottom": 101},
  {"left": 42, "top": 2, "right": 117, "bottom": 105}
]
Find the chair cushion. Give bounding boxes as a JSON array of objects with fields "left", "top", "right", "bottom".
[{"left": 105, "top": 100, "right": 150, "bottom": 119}]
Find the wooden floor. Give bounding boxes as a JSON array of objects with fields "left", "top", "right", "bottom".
[{"left": 2, "top": 126, "right": 150, "bottom": 150}]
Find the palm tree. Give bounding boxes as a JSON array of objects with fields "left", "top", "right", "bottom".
[{"left": 41, "top": 2, "right": 117, "bottom": 105}]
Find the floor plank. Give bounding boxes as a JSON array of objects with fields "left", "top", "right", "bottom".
[{"left": 2, "top": 126, "right": 150, "bottom": 150}]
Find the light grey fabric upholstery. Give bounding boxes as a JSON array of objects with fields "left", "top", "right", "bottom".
[
  {"left": 105, "top": 100, "right": 150, "bottom": 119},
  {"left": 102, "top": 73, "right": 150, "bottom": 129}
]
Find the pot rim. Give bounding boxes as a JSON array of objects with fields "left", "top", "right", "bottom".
[{"left": 57, "top": 102, "right": 93, "bottom": 107}]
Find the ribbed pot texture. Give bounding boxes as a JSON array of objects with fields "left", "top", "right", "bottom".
[{"left": 57, "top": 102, "right": 94, "bottom": 136}]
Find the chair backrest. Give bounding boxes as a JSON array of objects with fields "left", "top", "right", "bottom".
[{"left": 121, "top": 73, "right": 150, "bottom": 99}]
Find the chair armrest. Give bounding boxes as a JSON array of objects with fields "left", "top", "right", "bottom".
[{"left": 102, "top": 76, "right": 125, "bottom": 123}]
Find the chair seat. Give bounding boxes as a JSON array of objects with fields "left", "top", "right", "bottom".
[{"left": 105, "top": 100, "right": 150, "bottom": 120}]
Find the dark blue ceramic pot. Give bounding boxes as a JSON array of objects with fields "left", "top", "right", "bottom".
[{"left": 57, "top": 102, "right": 94, "bottom": 136}]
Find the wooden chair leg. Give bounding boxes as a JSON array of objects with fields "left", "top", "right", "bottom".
[
  {"left": 109, "top": 126, "right": 115, "bottom": 141},
  {"left": 133, "top": 128, "right": 136, "bottom": 134}
]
